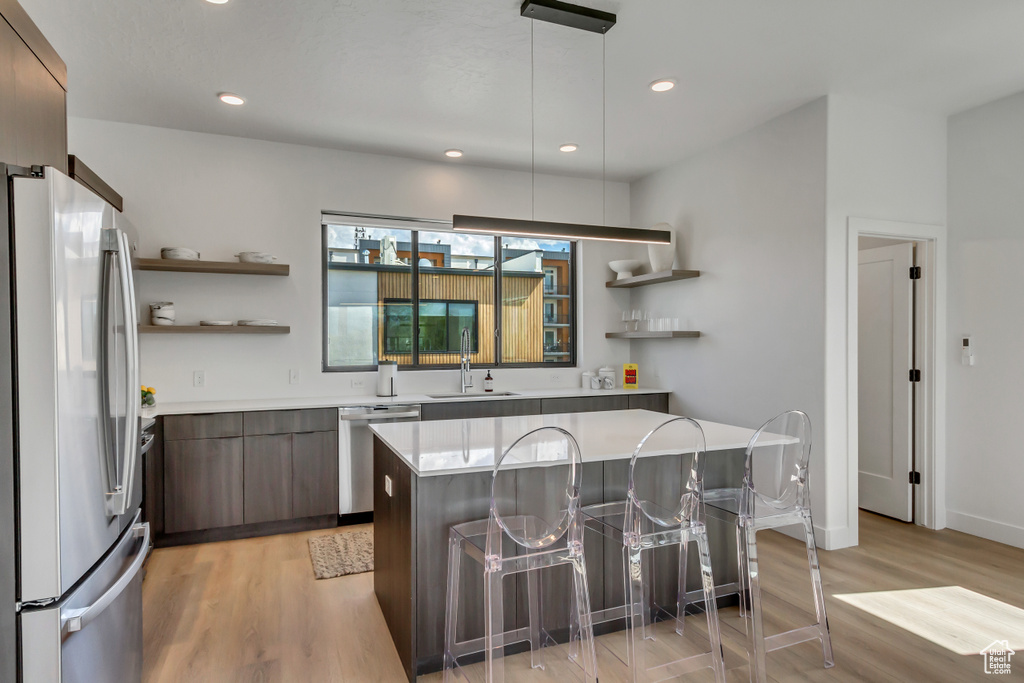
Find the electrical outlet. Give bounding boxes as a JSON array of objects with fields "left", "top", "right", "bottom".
[
  {"left": 351, "top": 378, "right": 366, "bottom": 389},
  {"left": 550, "top": 373, "right": 562, "bottom": 384},
  {"left": 193, "top": 370, "right": 205, "bottom": 388},
  {"left": 289, "top": 369, "right": 299, "bottom": 385},
  {"left": 384, "top": 475, "right": 393, "bottom": 497}
]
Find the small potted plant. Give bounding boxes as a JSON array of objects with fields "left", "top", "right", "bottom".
[{"left": 141, "top": 385, "right": 155, "bottom": 407}]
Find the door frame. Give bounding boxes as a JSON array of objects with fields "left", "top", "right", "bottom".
[{"left": 847, "top": 217, "right": 946, "bottom": 531}]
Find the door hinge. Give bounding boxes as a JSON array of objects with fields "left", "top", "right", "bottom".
[
  {"left": 909, "top": 266, "right": 922, "bottom": 280},
  {"left": 909, "top": 369, "right": 921, "bottom": 382},
  {"left": 909, "top": 471, "right": 921, "bottom": 485}
]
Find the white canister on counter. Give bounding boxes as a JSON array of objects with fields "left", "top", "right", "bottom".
[
  {"left": 598, "top": 366, "right": 616, "bottom": 389},
  {"left": 581, "top": 371, "right": 595, "bottom": 389}
]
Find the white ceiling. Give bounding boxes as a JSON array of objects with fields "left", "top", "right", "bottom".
[{"left": 20, "top": 0, "right": 1024, "bottom": 181}]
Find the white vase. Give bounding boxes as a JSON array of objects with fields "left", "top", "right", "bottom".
[{"left": 647, "top": 223, "right": 677, "bottom": 273}]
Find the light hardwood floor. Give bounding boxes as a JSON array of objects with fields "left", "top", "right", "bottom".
[{"left": 142, "top": 513, "right": 1024, "bottom": 682}]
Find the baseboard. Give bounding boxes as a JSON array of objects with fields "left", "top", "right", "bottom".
[
  {"left": 946, "top": 510, "right": 1024, "bottom": 549},
  {"left": 154, "top": 514, "right": 338, "bottom": 547}
]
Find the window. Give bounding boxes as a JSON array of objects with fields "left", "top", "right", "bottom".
[
  {"left": 323, "top": 215, "right": 575, "bottom": 370},
  {"left": 383, "top": 300, "right": 478, "bottom": 354}
]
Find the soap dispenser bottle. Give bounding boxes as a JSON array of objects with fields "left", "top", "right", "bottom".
[{"left": 484, "top": 371, "right": 494, "bottom": 392}]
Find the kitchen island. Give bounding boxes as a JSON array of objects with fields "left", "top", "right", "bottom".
[{"left": 370, "top": 409, "right": 762, "bottom": 681}]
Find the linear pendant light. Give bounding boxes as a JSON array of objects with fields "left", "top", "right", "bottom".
[
  {"left": 453, "top": 1, "right": 670, "bottom": 246},
  {"left": 453, "top": 215, "right": 670, "bottom": 244}
]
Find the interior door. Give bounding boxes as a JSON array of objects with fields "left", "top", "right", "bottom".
[{"left": 858, "top": 243, "right": 914, "bottom": 521}]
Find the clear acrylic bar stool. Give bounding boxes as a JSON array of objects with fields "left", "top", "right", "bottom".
[
  {"left": 700, "top": 410, "right": 834, "bottom": 683},
  {"left": 582, "top": 417, "right": 726, "bottom": 683},
  {"left": 442, "top": 426, "right": 598, "bottom": 683}
]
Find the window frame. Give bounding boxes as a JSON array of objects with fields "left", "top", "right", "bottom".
[{"left": 321, "top": 217, "right": 577, "bottom": 372}]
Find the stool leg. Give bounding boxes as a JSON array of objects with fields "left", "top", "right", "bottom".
[
  {"left": 803, "top": 515, "right": 834, "bottom": 668},
  {"left": 527, "top": 567, "right": 545, "bottom": 670},
  {"left": 735, "top": 523, "right": 747, "bottom": 618},
  {"left": 627, "top": 542, "right": 648, "bottom": 682},
  {"left": 676, "top": 536, "right": 689, "bottom": 635},
  {"left": 696, "top": 531, "right": 726, "bottom": 683},
  {"left": 443, "top": 532, "right": 462, "bottom": 682},
  {"left": 571, "top": 549, "right": 599, "bottom": 683},
  {"left": 744, "top": 526, "right": 767, "bottom": 683},
  {"left": 485, "top": 567, "right": 506, "bottom": 683}
]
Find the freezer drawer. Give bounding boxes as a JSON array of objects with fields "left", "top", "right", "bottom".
[{"left": 22, "top": 511, "right": 149, "bottom": 683}]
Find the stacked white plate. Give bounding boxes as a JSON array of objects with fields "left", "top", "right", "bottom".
[
  {"left": 161, "top": 247, "right": 200, "bottom": 261},
  {"left": 199, "top": 320, "right": 233, "bottom": 326},
  {"left": 237, "top": 319, "right": 278, "bottom": 326}
]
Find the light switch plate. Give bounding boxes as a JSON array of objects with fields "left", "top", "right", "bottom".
[{"left": 384, "top": 475, "right": 393, "bottom": 497}]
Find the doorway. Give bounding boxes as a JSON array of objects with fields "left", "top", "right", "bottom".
[
  {"left": 858, "top": 238, "right": 917, "bottom": 522},
  {"left": 846, "top": 217, "right": 947, "bottom": 533}
]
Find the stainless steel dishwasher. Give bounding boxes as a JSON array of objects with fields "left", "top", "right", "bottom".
[{"left": 338, "top": 404, "right": 421, "bottom": 515}]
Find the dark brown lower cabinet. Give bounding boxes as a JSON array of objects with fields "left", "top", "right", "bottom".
[
  {"left": 163, "top": 437, "right": 243, "bottom": 534},
  {"left": 293, "top": 430, "right": 339, "bottom": 518},
  {"left": 243, "top": 434, "right": 293, "bottom": 524}
]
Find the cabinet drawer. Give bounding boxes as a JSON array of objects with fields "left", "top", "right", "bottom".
[
  {"left": 244, "top": 408, "right": 337, "bottom": 435},
  {"left": 627, "top": 393, "right": 670, "bottom": 413},
  {"left": 164, "top": 413, "right": 243, "bottom": 441},
  {"left": 540, "top": 395, "right": 628, "bottom": 414},
  {"left": 420, "top": 399, "right": 541, "bottom": 421},
  {"left": 164, "top": 437, "right": 244, "bottom": 533}
]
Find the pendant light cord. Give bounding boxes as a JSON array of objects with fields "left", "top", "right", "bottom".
[
  {"left": 602, "top": 29, "right": 607, "bottom": 226},
  {"left": 531, "top": 20, "right": 536, "bottom": 222}
]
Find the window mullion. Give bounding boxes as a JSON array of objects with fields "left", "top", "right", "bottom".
[
  {"left": 494, "top": 235, "right": 502, "bottom": 366},
  {"left": 411, "top": 230, "right": 420, "bottom": 368}
]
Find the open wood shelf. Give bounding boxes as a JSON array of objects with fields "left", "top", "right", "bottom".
[
  {"left": 136, "top": 258, "right": 289, "bottom": 276},
  {"left": 139, "top": 325, "right": 290, "bottom": 335},
  {"left": 605, "top": 331, "right": 700, "bottom": 339},
  {"left": 606, "top": 269, "right": 700, "bottom": 288}
]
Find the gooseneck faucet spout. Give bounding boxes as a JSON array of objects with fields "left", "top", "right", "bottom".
[{"left": 460, "top": 327, "right": 473, "bottom": 393}]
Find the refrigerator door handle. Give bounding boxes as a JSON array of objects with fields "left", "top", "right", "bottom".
[
  {"left": 101, "top": 230, "right": 141, "bottom": 516},
  {"left": 61, "top": 522, "right": 151, "bottom": 634},
  {"left": 118, "top": 230, "right": 141, "bottom": 512}
]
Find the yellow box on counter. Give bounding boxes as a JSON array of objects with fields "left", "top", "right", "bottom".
[{"left": 623, "top": 364, "right": 638, "bottom": 390}]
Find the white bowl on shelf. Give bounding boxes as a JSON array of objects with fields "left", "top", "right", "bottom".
[
  {"left": 608, "top": 259, "right": 643, "bottom": 280},
  {"left": 235, "top": 252, "right": 276, "bottom": 264},
  {"left": 160, "top": 247, "right": 200, "bottom": 261}
]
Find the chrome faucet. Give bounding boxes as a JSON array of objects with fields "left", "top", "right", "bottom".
[{"left": 460, "top": 327, "right": 473, "bottom": 393}]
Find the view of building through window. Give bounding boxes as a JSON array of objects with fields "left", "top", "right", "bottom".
[{"left": 324, "top": 220, "right": 575, "bottom": 370}]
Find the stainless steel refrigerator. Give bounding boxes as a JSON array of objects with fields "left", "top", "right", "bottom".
[{"left": 3, "top": 166, "right": 149, "bottom": 682}]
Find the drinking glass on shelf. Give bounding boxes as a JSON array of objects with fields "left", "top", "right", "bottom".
[
  {"left": 632, "top": 309, "right": 642, "bottom": 332},
  {"left": 622, "top": 310, "right": 632, "bottom": 332},
  {"left": 672, "top": 318, "right": 680, "bottom": 331}
]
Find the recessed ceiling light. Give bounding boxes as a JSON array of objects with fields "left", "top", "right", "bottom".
[
  {"left": 649, "top": 79, "right": 676, "bottom": 93},
  {"left": 218, "top": 92, "right": 245, "bottom": 106},
  {"left": 205, "top": 0, "right": 230, "bottom": 4},
  {"left": 559, "top": 143, "right": 578, "bottom": 153},
  {"left": 445, "top": 149, "right": 463, "bottom": 158}
]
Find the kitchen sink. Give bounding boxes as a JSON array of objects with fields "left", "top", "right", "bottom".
[{"left": 427, "top": 391, "right": 520, "bottom": 399}]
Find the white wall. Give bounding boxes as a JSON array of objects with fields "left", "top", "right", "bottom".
[
  {"left": 627, "top": 95, "right": 947, "bottom": 549},
  {"left": 629, "top": 99, "right": 831, "bottom": 530},
  {"left": 68, "top": 118, "right": 631, "bottom": 403},
  {"left": 946, "top": 92, "right": 1024, "bottom": 549},
  {"left": 824, "top": 95, "right": 947, "bottom": 546}
]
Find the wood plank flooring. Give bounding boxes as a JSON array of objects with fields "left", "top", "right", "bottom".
[{"left": 142, "top": 513, "right": 1024, "bottom": 682}]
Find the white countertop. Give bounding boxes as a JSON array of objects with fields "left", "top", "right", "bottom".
[
  {"left": 140, "top": 386, "right": 668, "bottom": 417},
  {"left": 370, "top": 409, "right": 773, "bottom": 477}
]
